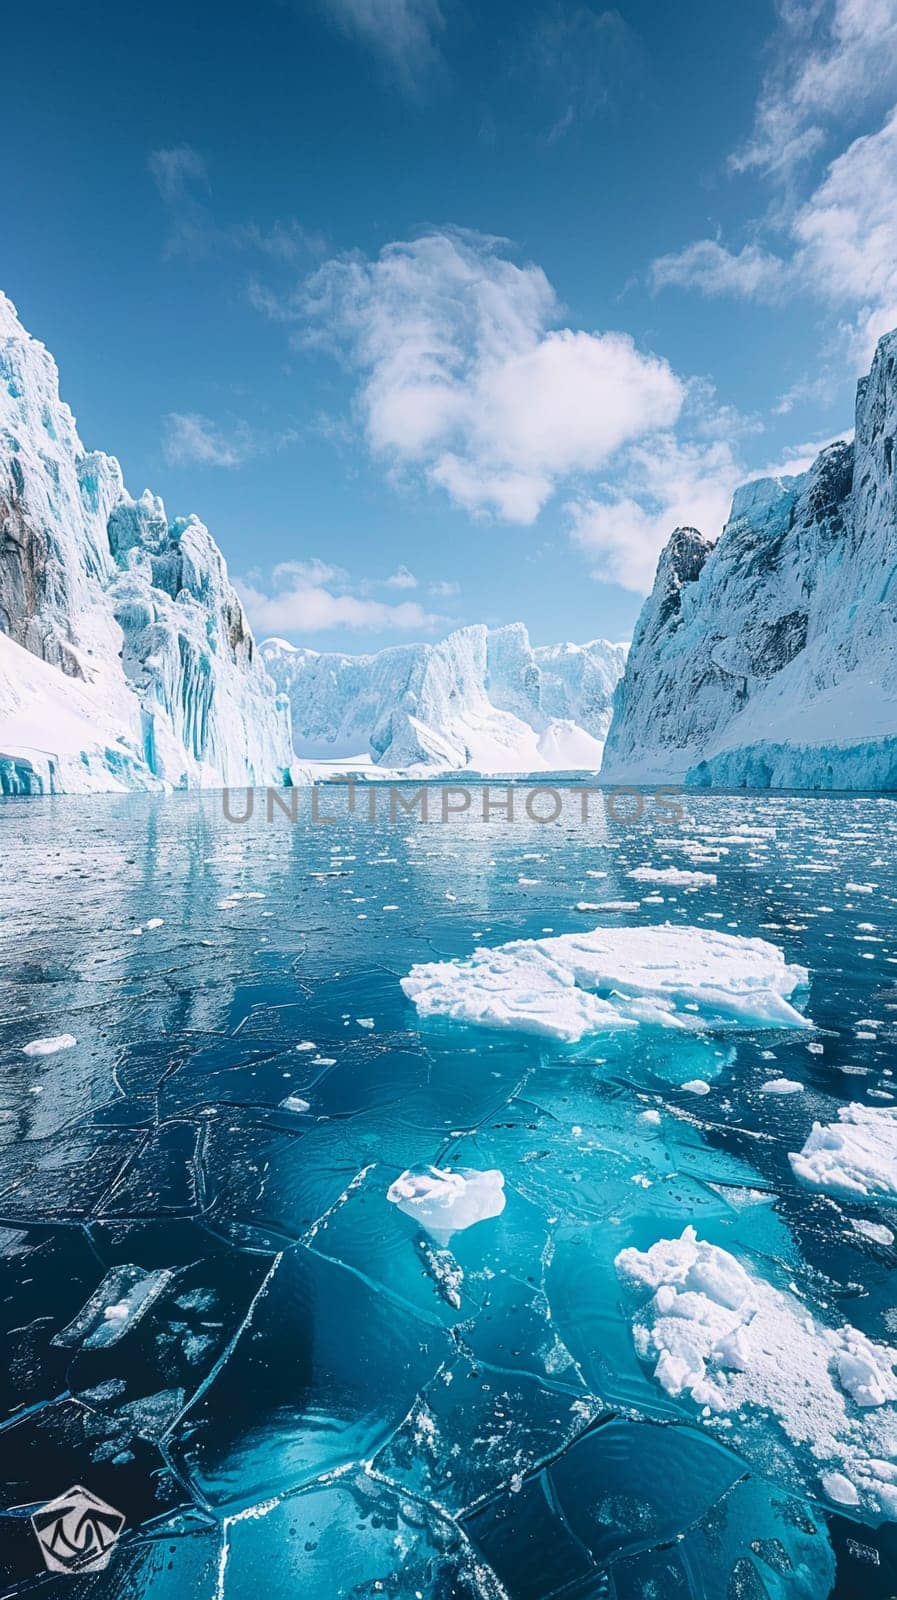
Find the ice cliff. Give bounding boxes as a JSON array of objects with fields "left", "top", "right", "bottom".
[
  {"left": 602, "top": 327, "right": 897, "bottom": 790},
  {"left": 261, "top": 624, "right": 626, "bottom": 773},
  {"left": 0, "top": 293, "right": 296, "bottom": 794}
]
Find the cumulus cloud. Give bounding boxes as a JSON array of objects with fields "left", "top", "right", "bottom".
[
  {"left": 162, "top": 412, "right": 254, "bottom": 468},
  {"left": 319, "top": 0, "right": 445, "bottom": 95},
  {"left": 281, "top": 229, "right": 684, "bottom": 523},
  {"left": 732, "top": 0, "right": 897, "bottom": 177},
  {"left": 429, "top": 577, "right": 460, "bottom": 598},
  {"left": 568, "top": 434, "right": 743, "bottom": 593},
  {"left": 236, "top": 559, "right": 443, "bottom": 635}
]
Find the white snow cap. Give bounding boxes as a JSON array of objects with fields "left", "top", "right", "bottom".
[
  {"left": 616, "top": 1226, "right": 897, "bottom": 1517},
  {"left": 789, "top": 1104, "right": 897, "bottom": 1199},
  {"left": 401, "top": 923, "right": 809, "bottom": 1043},
  {"left": 387, "top": 1164, "right": 505, "bottom": 1237}
]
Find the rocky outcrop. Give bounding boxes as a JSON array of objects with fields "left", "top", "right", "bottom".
[{"left": 602, "top": 327, "right": 897, "bottom": 790}]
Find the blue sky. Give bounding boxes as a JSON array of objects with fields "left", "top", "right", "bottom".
[{"left": 5, "top": 0, "right": 897, "bottom": 651}]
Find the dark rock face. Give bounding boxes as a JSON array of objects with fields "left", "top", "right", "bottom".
[{"left": 602, "top": 327, "right": 897, "bottom": 789}]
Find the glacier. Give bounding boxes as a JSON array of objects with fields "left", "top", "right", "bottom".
[
  {"left": 0, "top": 292, "right": 297, "bottom": 794},
  {"left": 602, "top": 325, "right": 897, "bottom": 791},
  {"left": 261, "top": 624, "right": 626, "bottom": 773}
]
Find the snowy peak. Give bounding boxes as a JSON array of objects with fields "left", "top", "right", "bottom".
[
  {"left": 262, "top": 624, "right": 626, "bottom": 773},
  {"left": 602, "top": 325, "right": 897, "bottom": 790},
  {"left": 0, "top": 292, "right": 295, "bottom": 792}
]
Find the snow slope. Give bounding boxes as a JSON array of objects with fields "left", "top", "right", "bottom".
[
  {"left": 602, "top": 326, "right": 897, "bottom": 790},
  {"left": 262, "top": 624, "right": 626, "bottom": 773},
  {"left": 0, "top": 292, "right": 296, "bottom": 794}
]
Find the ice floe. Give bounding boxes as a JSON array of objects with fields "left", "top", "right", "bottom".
[
  {"left": 789, "top": 1104, "right": 897, "bottom": 1199},
  {"left": 401, "top": 924, "right": 810, "bottom": 1043},
  {"left": 615, "top": 1226, "right": 897, "bottom": 1517},
  {"left": 628, "top": 866, "right": 717, "bottom": 887},
  {"left": 387, "top": 1164, "right": 506, "bottom": 1238},
  {"left": 761, "top": 1078, "right": 804, "bottom": 1094},
  {"left": 22, "top": 1034, "right": 76, "bottom": 1056}
]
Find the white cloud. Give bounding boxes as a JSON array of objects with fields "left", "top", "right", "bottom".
[
  {"left": 652, "top": 240, "right": 788, "bottom": 300},
  {"left": 236, "top": 560, "right": 443, "bottom": 636},
  {"left": 567, "top": 434, "right": 743, "bottom": 593},
  {"left": 320, "top": 0, "right": 445, "bottom": 94},
  {"left": 286, "top": 229, "right": 684, "bottom": 524},
  {"left": 653, "top": 104, "right": 897, "bottom": 365},
  {"left": 383, "top": 563, "right": 418, "bottom": 588},
  {"left": 732, "top": 0, "right": 897, "bottom": 177},
  {"left": 162, "top": 412, "right": 254, "bottom": 469},
  {"left": 429, "top": 577, "right": 460, "bottom": 598},
  {"left": 148, "top": 145, "right": 208, "bottom": 207}
]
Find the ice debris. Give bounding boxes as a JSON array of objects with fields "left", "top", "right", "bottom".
[
  {"left": 387, "top": 1164, "right": 505, "bottom": 1239},
  {"left": 22, "top": 1034, "right": 77, "bottom": 1056},
  {"left": 789, "top": 1104, "right": 897, "bottom": 1199},
  {"left": 616, "top": 1226, "right": 897, "bottom": 1517},
  {"left": 401, "top": 924, "right": 810, "bottom": 1043}
]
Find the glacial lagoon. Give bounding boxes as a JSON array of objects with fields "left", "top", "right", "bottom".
[{"left": 1, "top": 784, "right": 896, "bottom": 1598}]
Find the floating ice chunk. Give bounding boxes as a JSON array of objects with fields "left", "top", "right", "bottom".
[
  {"left": 387, "top": 1164, "right": 505, "bottom": 1238},
  {"left": 681, "top": 1079, "right": 711, "bottom": 1095},
  {"left": 22, "top": 1034, "right": 76, "bottom": 1057},
  {"left": 145, "top": 917, "right": 164, "bottom": 929},
  {"left": 789, "top": 1104, "right": 897, "bottom": 1199},
  {"left": 401, "top": 924, "right": 809, "bottom": 1043},
  {"left": 616, "top": 1226, "right": 897, "bottom": 1516},
  {"left": 628, "top": 866, "right": 717, "bottom": 887},
  {"left": 52, "top": 1264, "right": 174, "bottom": 1350},
  {"left": 821, "top": 1470, "right": 860, "bottom": 1506},
  {"left": 356, "top": 1017, "right": 375, "bottom": 1029},
  {"left": 280, "top": 1095, "right": 311, "bottom": 1113},
  {"left": 851, "top": 1218, "right": 895, "bottom": 1246},
  {"left": 761, "top": 1078, "right": 804, "bottom": 1094}
]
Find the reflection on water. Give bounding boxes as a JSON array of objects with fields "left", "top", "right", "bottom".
[{"left": 1, "top": 786, "right": 896, "bottom": 1597}]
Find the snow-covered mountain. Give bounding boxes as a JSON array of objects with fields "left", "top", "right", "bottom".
[
  {"left": 262, "top": 624, "right": 627, "bottom": 773},
  {"left": 0, "top": 293, "right": 296, "bottom": 794},
  {"left": 602, "top": 326, "right": 897, "bottom": 790}
]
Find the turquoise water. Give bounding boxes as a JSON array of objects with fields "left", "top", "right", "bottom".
[{"left": 0, "top": 785, "right": 896, "bottom": 1598}]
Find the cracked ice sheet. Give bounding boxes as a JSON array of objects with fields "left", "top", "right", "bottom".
[
  {"left": 401, "top": 923, "right": 810, "bottom": 1042},
  {"left": 462, "top": 1417, "right": 834, "bottom": 1600},
  {"left": 616, "top": 1226, "right": 897, "bottom": 1518}
]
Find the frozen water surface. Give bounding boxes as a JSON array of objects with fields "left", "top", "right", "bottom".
[{"left": 1, "top": 785, "right": 897, "bottom": 1597}]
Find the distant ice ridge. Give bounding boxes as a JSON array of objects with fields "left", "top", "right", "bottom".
[
  {"left": 602, "top": 325, "right": 897, "bottom": 790},
  {"left": 387, "top": 1164, "right": 506, "bottom": 1238},
  {"left": 0, "top": 292, "right": 297, "bottom": 794},
  {"left": 616, "top": 1227, "right": 897, "bottom": 1518},
  {"left": 401, "top": 923, "right": 809, "bottom": 1042},
  {"left": 789, "top": 1104, "right": 897, "bottom": 1199},
  {"left": 261, "top": 625, "right": 626, "bottom": 773}
]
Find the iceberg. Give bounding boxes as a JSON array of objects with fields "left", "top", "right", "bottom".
[
  {"left": 0, "top": 292, "right": 297, "bottom": 793},
  {"left": 386, "top": 1164, "right": 506, "bottom": 1237},
  {"left": 401, "top": 923, "right": 810, "bottom": 1042},
  {"left": 789, "top": 1104, "right": 897, "bottom": 1199},
  {"left": 602, "top": 326, "right": 897, "bottom": 791},
  {"left": 616, "top": 1226, "right": 897, "bottom": 1517},
  {"left": 261, "top": 623, "right": 626, "bottom": 773}
]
